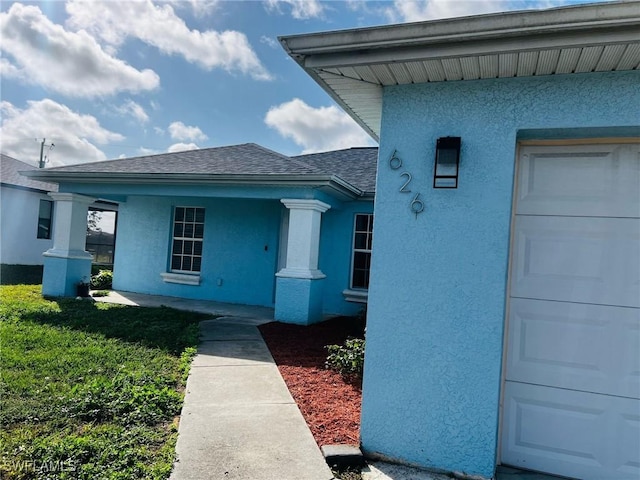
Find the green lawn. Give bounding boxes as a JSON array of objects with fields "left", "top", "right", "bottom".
[{"left": 0, "top": 285, "right": 210, "bottom": 479}]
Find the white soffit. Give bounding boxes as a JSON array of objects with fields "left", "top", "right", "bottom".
[{"left": 280, "top": 1, "right": 640, "bottom": 140}]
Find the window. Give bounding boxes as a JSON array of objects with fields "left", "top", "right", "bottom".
[
  {"left": 170, "top": 207, "right": 204, "bottom": 274},
  {"left": 37, "top": 200, "right": 53, "bottom": 239},
  {"left": 85, "top": 209, "right": 117, "bottom": 267},
  {"left": 351, "top": 213, "right": 373, "bottom": 289}
]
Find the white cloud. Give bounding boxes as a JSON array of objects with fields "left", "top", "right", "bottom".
[
  {"left": 0, "top": 3, "right": 159, "bottom": 98},
  {"left": 385, "top": 0, "right": 568, "bottom": 22},
  {"left": 260, "top": 35, "right": 280, "bottom": 49},
  {"left": 167, "top": 0, "right": 220, "bottom": 17},
  {"left": 0, "top": 99, "right": 124, "bottom": 166},
  {"left": 265, "top": 98, "right": 374, "bottom": 154},
  {"left": 66, "top": 0, "right": 272, "bottom": 81},
  {"left": 137, "top": 147, "right": 160, "bottom": 156},
  {"left": 116, "top": 100, "right": 150, "bottom": 123},
  {"left": 168, "top": 121, "right": 208, "bottom": 142},
  {"left": 168, "top": 142, "right": 199, "bottom": 153},
  {"left": 264, "top": 0, "right": 325, "bottom": 19}
]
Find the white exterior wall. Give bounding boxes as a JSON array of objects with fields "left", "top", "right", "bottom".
[{"left": 0, "top": 185, "right": 54, "bottom": 265}]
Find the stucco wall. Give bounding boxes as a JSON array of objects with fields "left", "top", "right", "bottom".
[
  {"left": 113, "top": 196, "right": 282, "bottom": 306},
  {"left": 0, "top": 186, "right": 53, "bottom": 265},
  {"left": 360, "top": 71, "right": 640, "bottom": 477},
  {"left": 112, "top": 194, "right": 374, "bottom": 314},
  {"left": 320, "top": 200, "right": 374, "bottom": 316}
]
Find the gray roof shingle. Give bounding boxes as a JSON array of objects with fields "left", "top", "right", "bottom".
[
  {"left": 42, "top": 143, "right": 321, "bottom": 176},
  {"left": 293, "top": 147, "right": 378, "bottom": 194},
  {"left": 22, "top": 143, "right": 379, "bottom": 194},
  {"left": 0, "top": 154, "right": 58, "bottom": 192}
]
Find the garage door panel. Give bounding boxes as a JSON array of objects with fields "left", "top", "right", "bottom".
[
  {"left": 517, "top": 144, "right": 640, "bottom": 218},
  {"left": 503, "top": 142, "right": 640, "bottom": 479},
  {"left": 507, "top": 298, "right": 640, "bottom": 399},
  {"left": 502, "top": 382, "right": 640, "bottom": 480},
  {"left": 511, "top": 215, "right": 640, "bottom": 308}
]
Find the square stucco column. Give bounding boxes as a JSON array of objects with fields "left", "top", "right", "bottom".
[
  {"left": 42, "top": 193, "right": 96, "bottom": 297},
  {"left": 275, "top": 199, "right": 330, "bottom": 325}
]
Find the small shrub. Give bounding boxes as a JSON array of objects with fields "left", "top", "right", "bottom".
[
  {"left": 92, "top": 290, "right": 110, "bottom": 297},
  {"left": 90, "top": 270, "right": 113, "bottom": 289},
  {"left": 326, "top": 338, "right": 365, "bottom": 380}
]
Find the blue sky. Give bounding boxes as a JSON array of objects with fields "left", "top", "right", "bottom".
[{"left": 1, "top": 0, "right": 599, "bottom": 167}]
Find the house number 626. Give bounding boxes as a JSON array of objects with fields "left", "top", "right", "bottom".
[{"left": 388, "top": 150, "right": 424, "bottom": 218}]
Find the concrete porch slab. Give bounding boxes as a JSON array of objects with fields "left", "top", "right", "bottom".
[{"left": 93, "top": 290, "right": 275, "bottom": 322}]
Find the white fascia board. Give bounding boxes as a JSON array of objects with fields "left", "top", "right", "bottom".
[
  {"left": 280, "top": 1, "right": 640, "bottom": 58},
  {"left": 21, "top": 172, "right": 364, "bottom": 200},
  {"left": 302, "top": 27, "right": 640, "bottom": 69}
]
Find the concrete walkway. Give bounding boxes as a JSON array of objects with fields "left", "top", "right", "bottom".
[{"left": 94, "top": 292, "right": 333, "bottom": 480}]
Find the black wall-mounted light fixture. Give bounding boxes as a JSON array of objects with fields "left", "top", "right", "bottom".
[{"left": 433, "top": 136, "right": 461, "bottom": 189}]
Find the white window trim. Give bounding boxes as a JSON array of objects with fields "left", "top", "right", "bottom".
[
  {"left": 342, "top": 288, "right": 368, "bottom": 303},
  {"left": 169, "top": 206, "right": 205, "bottom": 275},
  {"left": 344, "top": 213, "right": 373, "bottom": 302},
  {"left": 161, "top": 272, "right": 201, "bottom": 286}
]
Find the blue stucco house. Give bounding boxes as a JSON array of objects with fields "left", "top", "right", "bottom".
[
  {"left": 24, "top": 143, "right": 377, "bottom": 325},
  {"left": 281, "top": 2, "right": 639, "bottom": 480}
]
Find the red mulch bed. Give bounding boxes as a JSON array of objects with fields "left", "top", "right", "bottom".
[{"left": 259, "top": 316, "right": 364, "bottom": 446}]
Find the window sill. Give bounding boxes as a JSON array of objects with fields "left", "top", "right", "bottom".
[
  {"left": 342, "top": 289, "right": 368, "bottom": 303},
  {"left": 161, "top": 272, "right": 201, "bottom": 286}
]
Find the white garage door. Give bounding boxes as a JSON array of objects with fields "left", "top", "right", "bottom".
[{"left": 502, "top": 143, "right": 640, "bottom": 480}]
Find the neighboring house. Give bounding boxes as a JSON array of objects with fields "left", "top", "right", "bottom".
[
  {"left": 23, "top": 144, "right": 377, "bottom": 323},
  {"left": 280, "top": 2, "right": 639, "bottom": 480},
  {"left": 0, "top": 154, "right": 58, "bottom": 267},
  {"left": 85, "top": 228, "right": 116, "bottom": 266}
]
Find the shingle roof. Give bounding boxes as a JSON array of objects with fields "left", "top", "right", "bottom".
[
  {"left": 23, "top": 143, "right": 379, "bottom": 195},
  {"left": 293, "top": 147, "right": 378, "bottom": 194},
  {"left": 0, "top": 154, "right": 58, "bottom": 192},
  {"left": 43, "top": 143, "right": 321, "bottom": 176}
]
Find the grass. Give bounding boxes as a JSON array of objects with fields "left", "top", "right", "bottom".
[
  {"left": 91, "top": 290, "right": 111, "bottom": 297},
  {"left": 0, "top": 285, "right": 210, "bottom": 479}
]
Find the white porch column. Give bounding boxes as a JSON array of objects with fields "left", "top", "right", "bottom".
[
  {"left": 42, "top": 193, "right": 96, "bottom": 297},
  {"left": 276, "top": 199, "right": 330, "bottom": 279},
  {"left": 275, "top": 199, "right": 330, "bottom": 325}
]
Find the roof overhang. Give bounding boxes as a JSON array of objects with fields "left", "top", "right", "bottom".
[
  {"left": 20, "top": 171, "right": 365, "bottom": 201},
  {"left": 279, "top": 1, "right": 640, "bottom": 140}
]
